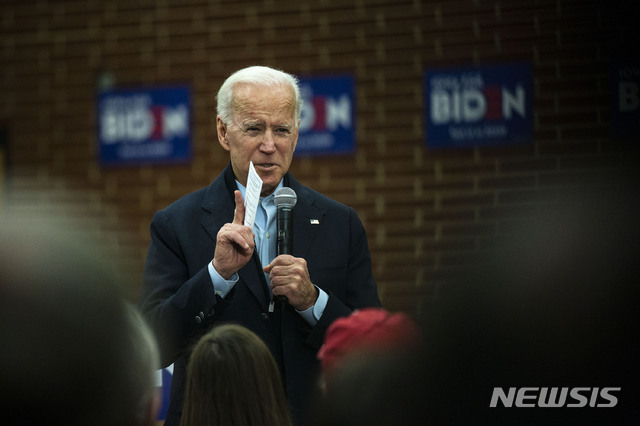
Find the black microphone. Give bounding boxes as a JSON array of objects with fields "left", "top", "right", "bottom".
[
  {"left": 275, "top": 187, "right": 297, "bottom": 256},
  {"left": 274, "top": 187, "right": 297, "bottom": 304}
]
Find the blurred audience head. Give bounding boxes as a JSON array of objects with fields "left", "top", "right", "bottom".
[
  {"left": 0, "top": 202, "right": 160, "bottom": 426},
  {"left": 317, "top": 307, "right": 422, "bottom": 380},
  {"left": 125, "top": 303, "right": 162, "bottom": 426},
  {"left": 419, "top": 168, "right": 640, "bottom": 425},
  {"left": 307, "top": 350, "right": 428, "bottom": 426},
  {"left": 180, "top": 323, "right": 293, "bottom": 426},
  {"left": 307, "top": 308, "right": 425, "bottom": 426}
]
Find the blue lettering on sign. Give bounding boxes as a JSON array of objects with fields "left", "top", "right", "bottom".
[
  {"left": 297, "top": 75, "right": 355, "bottom": 155},
  {"left": 424, "top": 63, "right": 532, "bottom": 148},
  {"left": 98, "top": 86, "right": 192, "bottom": 166}
]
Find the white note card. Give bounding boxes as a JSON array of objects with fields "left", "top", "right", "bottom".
[{"left": 243, "top": 161, "right": 262, "bottom": 230}]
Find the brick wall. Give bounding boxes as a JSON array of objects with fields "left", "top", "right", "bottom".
[{"left": 1, "top": 0, "right": 636, "bottom": 318}]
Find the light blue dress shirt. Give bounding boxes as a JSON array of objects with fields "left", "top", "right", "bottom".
[{"left": 208, "top": 180, "right": 328, "bottom": 325}]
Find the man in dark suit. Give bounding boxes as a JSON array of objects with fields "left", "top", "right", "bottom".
[{"left": 139, "top": 65, "right": 381, "bottom": 426}]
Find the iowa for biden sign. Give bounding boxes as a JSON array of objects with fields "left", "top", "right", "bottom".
[
  {"left": 296, "top": 75, "right": 355, "bottom": 156},
  {"left": 98, "top": 86, "right": 191, "bottom": 166},
  {"left": 425, "top": 63, "right": 532, "bottom": 148}
]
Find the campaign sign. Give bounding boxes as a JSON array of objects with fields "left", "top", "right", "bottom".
[
  {"left": 98, "top": 86, "right": 191, "bottom": 166},
  {"left": 297, "top": 75, "right": 355, "bottom": 155},
  {"left": 424, "top": 63, "right": 532, "bottom": 148},
  {"left": 611, "top": 62, "right": 640, "bottom": 140}
]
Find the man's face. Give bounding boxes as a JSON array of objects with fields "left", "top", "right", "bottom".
[{"left": 217, "top": 82, "right": 299, "bottom": 197}]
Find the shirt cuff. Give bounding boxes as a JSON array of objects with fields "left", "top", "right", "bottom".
[
  {"left": 208, "top": 261, "right": 238, "bottom": 298},
  {"left": 296, "top": 286, "right": 328, "bottom": 326}
]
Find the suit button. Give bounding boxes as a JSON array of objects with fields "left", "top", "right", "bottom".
[
  {"left": 208, "top": 308, "right": 215, "bottom": 317},
  {"left": 194, "top": 316, "right": 202, "bottom": 324},
  {"left": 260, "top": 313, "right": 269, "bottom": 322}
]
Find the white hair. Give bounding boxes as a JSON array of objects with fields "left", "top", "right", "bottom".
[{"left": 216, "top": 65, "right": 302, "bottom": 125}]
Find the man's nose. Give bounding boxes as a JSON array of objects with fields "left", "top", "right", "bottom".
[{"left": 260, "top": 131, "right": 277, "bottom": 153}]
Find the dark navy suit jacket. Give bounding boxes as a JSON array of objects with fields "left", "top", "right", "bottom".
[{"left": 139, "top": 164, "right": 381, "bottom": 425}]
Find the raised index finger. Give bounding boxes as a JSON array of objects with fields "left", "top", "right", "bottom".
[{"left": 232, "top": 190, "right": 246, "bottom": 225}]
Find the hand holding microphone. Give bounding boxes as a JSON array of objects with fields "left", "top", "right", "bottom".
[{"left": 264, "top": 188, "right": 318, "bottom": 310}]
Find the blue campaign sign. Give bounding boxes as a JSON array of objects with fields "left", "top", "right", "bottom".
[
  {"left": 611, "top": 62, "right": 640, "bottom": 140},
  {"left": 424, "top": 63, "right": 533, "bottom": 148},
  {"left": 297, "top": 75, "right": 355, "bottom": 155},
  {"left": 97, "top": 86, "right": 191, "bottom": 166}
]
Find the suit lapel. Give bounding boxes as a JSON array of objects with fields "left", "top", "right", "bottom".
[
  {"left": 200, "top": 166, "right": 234, "bottom": 242},
  {"left": 287, "top": 177, "right": 325, "bottom": 259}
]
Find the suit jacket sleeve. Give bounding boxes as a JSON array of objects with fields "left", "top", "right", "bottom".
[{"left": 139, "top": 206, "right": 218, "bottom": 367}]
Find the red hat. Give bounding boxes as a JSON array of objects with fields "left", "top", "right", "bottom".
[{"left": 317, "top": 308, "right": 422, "bottom": 374}]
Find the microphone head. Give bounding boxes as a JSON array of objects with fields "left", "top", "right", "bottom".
[{"left": 274, "top": 187, "right": 297, "bottom": 209}]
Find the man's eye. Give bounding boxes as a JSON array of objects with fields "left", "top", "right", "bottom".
[{"left": 276, "top": 128, "right": 290, "bottom": 134}]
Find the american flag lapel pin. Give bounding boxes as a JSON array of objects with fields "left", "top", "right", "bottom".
[{"left": 310, "top": 219, "right": 320, "bottom": 225}]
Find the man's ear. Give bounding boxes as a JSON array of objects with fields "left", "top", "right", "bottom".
[{"left": 217, "top": 116, "right": 230, "bottom": 151}]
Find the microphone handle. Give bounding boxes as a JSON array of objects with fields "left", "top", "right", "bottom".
[
  {"left": 276, "top": 207, "right": 293, "bottom": 256},
  {"left": 275, "top": 207, "right": 293, "bottom": 305}
]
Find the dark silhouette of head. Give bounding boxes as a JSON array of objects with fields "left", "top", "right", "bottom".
[
  {"left": 0, "top": 209, "right": 159, "bottom": 426},
  {"left": 420, "top": 169, "right": 640, "bottom": 425}
]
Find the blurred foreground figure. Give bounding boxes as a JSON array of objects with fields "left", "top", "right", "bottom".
[
  {"left": 307, "top": 308, "right": 425, "bottom": 426},
  {"left": 420, "top": 169, "right": 640, "bottom": 425},
  {"left": 317, "top": 307, "right": 422, "bottom": 383},
  {"left": 308, "top": 169, "right": 640, "bottom": 426},
  {"left": 0, "top": 209, "right": 160, "bottom": 426},
  {"left": 180, "top": 323, "right": 293, "bottom": 426}
]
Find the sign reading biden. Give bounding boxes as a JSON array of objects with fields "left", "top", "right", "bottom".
[
  {"left": 425, "top": 63, "right": 532, "bottom": 148},
  {"left": 297, "top": 75, "right": 355, "bottom": 155},
  {"left": 611, "top": 62, "right": 640, "bottom": 140},
  {"left": 98, "top": 86, "right": 191, "bottom": 166}
]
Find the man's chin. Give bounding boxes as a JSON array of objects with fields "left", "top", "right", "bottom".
[
  {"left": 260, "top": 185, "right": 278, "bottom": 197},
  {"left": 257, "top": 173, "right": 282, "bottom": 193}
]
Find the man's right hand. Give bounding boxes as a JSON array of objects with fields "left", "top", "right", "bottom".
[{"left": 212, "top": 190, "right": 255, "bottom": 279}]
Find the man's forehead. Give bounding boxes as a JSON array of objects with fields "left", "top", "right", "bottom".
[
  {"left": 238, "top": 114, "right": 294, "bottom": 127},
  {"left": 234, "top": 82, "right": 295, "bottom": 100},
  {"left": 233, "top": 99, "right": 296, "bottom": 121}
]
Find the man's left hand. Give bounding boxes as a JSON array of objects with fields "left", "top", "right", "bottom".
[{"left": 264, "top": 255, "right": 318, "bottom": 310}]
